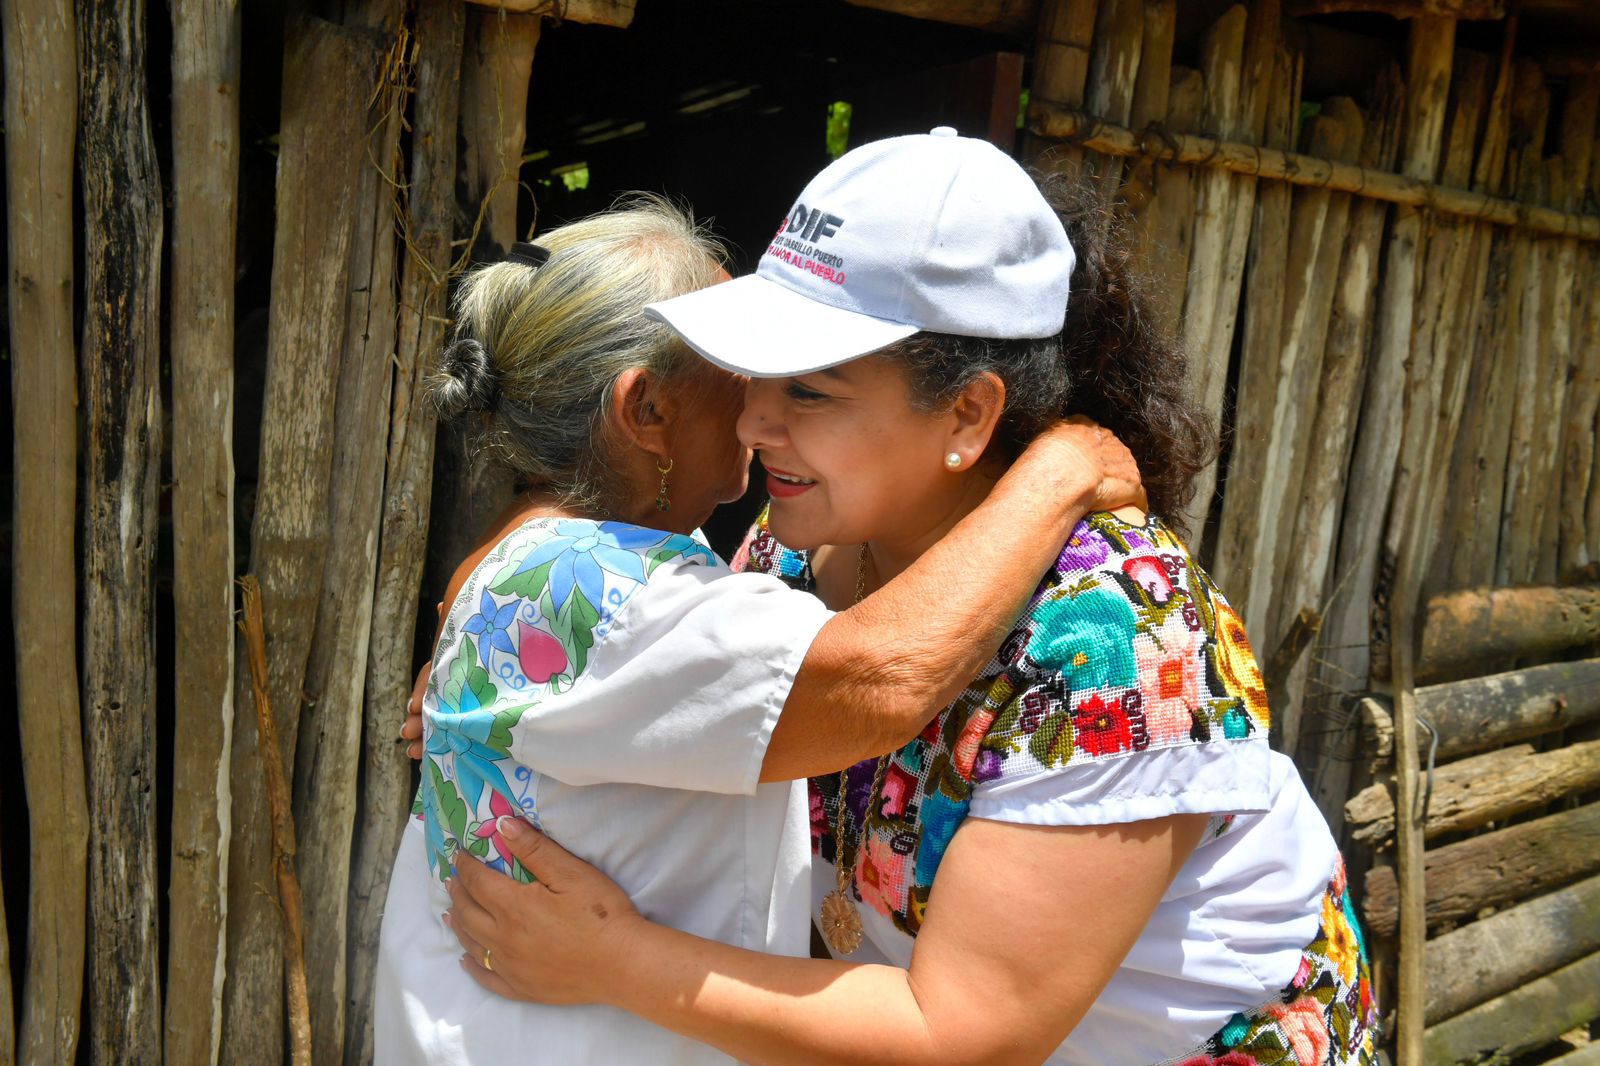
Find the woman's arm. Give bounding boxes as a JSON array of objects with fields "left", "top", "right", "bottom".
[
  {"left": 761, "top": 419, "right": 1141, "bottom": 781},
  {"left": 447, "top": 812, "right": 1206, "bottom": 1066}
]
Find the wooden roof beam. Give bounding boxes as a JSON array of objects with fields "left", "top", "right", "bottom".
[
  {"left": 1287, "top": 0, "right": 1504, "bottom": 18},
  {"left": 844, "top": 0, "right": 1039, "bottom": 34},
  {"left": 463, "top": 0, "right": 635, "bottom": 29}
]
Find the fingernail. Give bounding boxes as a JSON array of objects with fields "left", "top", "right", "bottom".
[
  {"left": 497, "top": 815, "right": 529, "bottom": 840},
  {"left": 441, "top": 910, "right": 452, "bottom": 927}
]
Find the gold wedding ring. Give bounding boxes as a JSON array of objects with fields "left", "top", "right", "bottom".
[{"left": 483, "top": 948, "right": 495, "bottom": 972}]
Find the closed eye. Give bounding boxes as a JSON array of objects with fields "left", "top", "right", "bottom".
[{"left": 784, "top": 381, "right": 829, "bottom": 403}]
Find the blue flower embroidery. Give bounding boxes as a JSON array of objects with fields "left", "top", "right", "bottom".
[
  {"left": 462, "top": 588, "right": 518, "bottom": 668},
  {"left": 515, "top": 520, "right": 666, "bottom": 613}
]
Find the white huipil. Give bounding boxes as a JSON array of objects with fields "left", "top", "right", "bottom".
[{"left": 376, "top": 517, "right": 832, "bottom": 1065}]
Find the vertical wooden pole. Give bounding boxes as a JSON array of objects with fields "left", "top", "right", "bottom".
[
  {"left": 347, "top": 3, "right": 466, "bottom": 1062},
  {"left": 423, "top": 7, "right": 540, "bottom": 601},
  {"left": 1123, "top": 0, "right": 1174, "bottom": 265},
  {"left": 220, "top": 17, "right": 383, "bottom": 1065},
  {"left": 1025, "top": 0, "right": 1099, "bottom": 172},
  {"left": 292, "top": 4, "right": 403, "bottom": 1062},
  {"left": 1142, "top": 65, "right": 1203, "bottom": 339},
  {"left": 166, "top": 2, "right": 242, "bottom": 1062},
  {"left": 77, "top": 0, "right": 165, "bottom": 1058},
  {"left": 1083, "top": 0, "right": 1142, "bottom": 201},
  {"left": 1, "top": 0, "right": 88, "bottom": 1060},
  {"left": 1554, "top": 74, "right": 1598, "bottom": 577}
]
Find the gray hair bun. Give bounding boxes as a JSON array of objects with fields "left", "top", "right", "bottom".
[{"left": 432, "top": 337, "right": 501, "bottom": 420}]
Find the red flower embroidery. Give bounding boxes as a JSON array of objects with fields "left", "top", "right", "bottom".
[{"left": 1073, "top": 694, "right": 1133, "bottom": 757}]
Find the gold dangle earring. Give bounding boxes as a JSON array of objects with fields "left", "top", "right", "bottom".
[{"left": 656, "top": 458, "right": 674, "bottom": 512}]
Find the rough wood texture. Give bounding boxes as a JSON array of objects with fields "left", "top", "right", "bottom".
[
  {"left": 462, "top": 0, "right": 634, "bottom": 26},
  {"left": 1025, "top": 104, "right": 1600, "bottom": 241},
  {"left": 1138, "top": 65, "right": 1202, "bottom": 338},
  {"left": 1557, "top": 73, "right": 1600, "bottom": 575},
  {"left": 1416, "top": 658, "right": 1600, "bottom": 758},
  {"left": 1288, "top": 0, "right": 1503, "bottom": 15},
  {"left": 1422, "top": 952, "right": 1600, "bottom": 1066},
  {"left": 1178, "top": 3, "right": 1249, "bottom": 541},
  {"left": 347, "top": 3, "right": 465, "bottom": 1062},
  {"left": 1026, "top": 0, "right": 1098, "bottom": 168},
  {"left": 164, "top": 2, "right": 241, "bottom": 1062},
  {"left": 1546, "top": 1044, "right": 1600, "bottom": 1066},
  {"left": 1345, "top": 739, "right": 1600, "bottom": 846},
  {"left": 78, "top": 0, "right": 165, "bottom": 1058},
  {"left": 1082, "top": 0, "right": 1142, "bottom": 199},
  {"left": 2, "top": 0, "right": 88, "bottom": 1059},
  {"left": 1419, "top": 584, "right": 1600, "bottom": 679},
  {"left": 291, "top": 5, "right": 403, "bottom": 1062},
  {"left": 220, "top": 18, "right": 380, "bottom": 1064},
  {"left": 1363, "top": 802, "right": 1600, "bottom": 937},
  {"left": 423, "top": 5, "right": 538, "bottom": 615},
  {"left": 1424, "top": 873, "right": 1600, "bottom": 1024},
  {"left": 239, "top": 578, "right": 313, "bottom": 1066}
]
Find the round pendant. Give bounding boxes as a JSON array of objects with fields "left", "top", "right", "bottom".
[{"left": 819, "top": 888, "right": 864, "bottom": 955}]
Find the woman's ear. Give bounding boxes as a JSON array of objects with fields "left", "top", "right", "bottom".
[
  {"left": 609, "top": 367, "right": 673, "bottom": 463},
  {"left": 944, "top": 371, "right": 1006, "bottom": 470}
]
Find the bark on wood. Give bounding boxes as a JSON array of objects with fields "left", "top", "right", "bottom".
[
  {"left": 165, "top": 2, "right": 242, "bottom": 1062},
  {"left": 239, "top": 578, "right": 313, "bottom": 1066},
  {"left": 1178, "top": 4, "right": 1249, "bottom": 542},
  {"left": 2, "top": 0, "right": 88, "bottom": 1059},
  {"left": 220, "top": 18, "right": 381, "bottom": 1064},
  {"left": 1121, "top": 0, "right": 1173, "bottom": 266},
  {"left": 1138, "top": 65, "right": 1202, "bottom": 338},
  {"left": 78, "top": 0, "right": 165, "bottom": 1058},
  {"left": 1026, "top": 0, "right": 1098, "bottom": 170},
  {"left": 1422, "top": 951, "right": 1600, "bottom": 1066},
  {"left": 1557, "top": 73, "right": 1600, "bottom": 575},
  {"left": 1209, "top": 48, "right": 1301, "bottom": 632},
  {"left": 462, "top": 0, "right": 635, "bottom": 26},
  {"left": 1345, "top": 739, "right": 1600, "bottom": 846},
  {"left": 1363, "top": 801, "right": 1600, "bottom": 937},
  {"left": 1417, "top": 658, "right": 1600, "bottom": 758},
  {"left": 1024, "top": 107, "right": 1600, "bottom": 241},
  {"left": 292, "top": 5, "right": 403, "bottom": 1062},
  {"left": 1292, "top": 66, "right": 1404, "bottom": 824},
  {"left": 1418, "top": 584, "right": 1600, "bottom": 680},
  {"left": 1082, "top": 0, "right": 1142, "bottom": 201},
  {"left": 1424, "top": 873, "right": 1600, "bottom": 1024},
  {"left": 423, "top": 6, "right": 539, "bottom": 611},
  {"left": 1545, "top": 1044, "right": 1600, "bottom": 1066},
  {"left": 347, "top": 3, "right": 466, "bottom": 1062}
]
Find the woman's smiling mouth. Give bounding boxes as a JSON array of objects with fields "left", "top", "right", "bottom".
[{"left": 765, "top": 465, "right": 818, "bottom": 497}]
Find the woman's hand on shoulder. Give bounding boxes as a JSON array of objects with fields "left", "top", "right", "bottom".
[
  {"left": 445, "top": 817, "right": 642, "bottom": 1006},
  {"left": 1015, "top": 416, "right": 1147, "bottom": 516}
]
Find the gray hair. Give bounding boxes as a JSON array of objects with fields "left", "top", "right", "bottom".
[{"left": 429, "top": 195, "right": 725, "bottom": 513}]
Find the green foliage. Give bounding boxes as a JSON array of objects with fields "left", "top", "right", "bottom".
[{"left": 826, "top": 101, "right": 853, "bottom": 159}]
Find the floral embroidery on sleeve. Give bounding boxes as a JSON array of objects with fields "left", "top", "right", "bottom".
[{"left": 417, "top": 519, "right": 715, "bottom": 883}]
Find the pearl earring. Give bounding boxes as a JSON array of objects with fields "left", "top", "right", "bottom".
[{"left": 944, "top": 452, "right": 963, "bottom": 470}]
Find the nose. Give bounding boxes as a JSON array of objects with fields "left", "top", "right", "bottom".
[{"left": 738, "top": 378, "right": 788, "bottom": 451}]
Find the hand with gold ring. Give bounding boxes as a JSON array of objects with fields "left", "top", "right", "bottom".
[{"left": 483, "top": 947, "right": 495, "bottom": 973}]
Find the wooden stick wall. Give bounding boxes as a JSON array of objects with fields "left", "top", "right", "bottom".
[{"left": 2, "top": 0, "right": 1596, "bottom": 1062}]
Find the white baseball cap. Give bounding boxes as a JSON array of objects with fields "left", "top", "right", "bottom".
[{"left": 644, "top": 127, "right": 1076, "bottom": 377}]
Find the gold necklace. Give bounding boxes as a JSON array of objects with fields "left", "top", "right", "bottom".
[{"left": 818, "top": 544, "right": 892, "bottom": 956}]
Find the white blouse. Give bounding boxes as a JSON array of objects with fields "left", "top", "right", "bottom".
[{"left": 376, "top": 517, "right": 832, "bottom": 1065}]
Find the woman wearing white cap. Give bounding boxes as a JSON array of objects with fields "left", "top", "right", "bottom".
[
  {"left": 375, "top": 194, "right": 1144, "bottom": 1063},
  {"left": 441, "top": 132, "right": 1379, "bottom": 1066}
]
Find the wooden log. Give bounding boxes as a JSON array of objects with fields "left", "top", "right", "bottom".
[
  {"left": 78, "top": 0, "right": 165, "bottom": 1058},
  {"left": 422, "top": 5, "right": 538, "bottom": 607},
  {"left": 239, "top": 577, "right": 313, "bottom": 1066},
  {"left": 346, "top": 3, "right": 465, "bottom": 1062},
  {"left": 1422, "top": 951, "right": 1600, "bottom": 1066},
  {"left": 1418, "top": 584, "right": 1600, "bottom": 679},
  {"left": 220, "top": 17, "right": 382, "bottom": 1065},
  {"left": 1208, "top": 47, "right": 1301, "bottom": 632},
  {"left": 1424, "top": 873, "right": 1600, "bottom": 1024},
  {"left": 1418, "top": 658, "right": 1600, "bottom": 758},
  {"left": 1025, "top": 0, "right": 1098, "bottom": 170},
  {"left": 1024, "top": 106, "right": 1600, "bottom": 241},
  {"left": 164, "top": 2, "right": 241, "bottom": 1062},
  {"left": 1345, "top": 739, "right": 1600, "bottom": 847},
  {"left": 1121, "top": 0, "right": 1173, "bottom": 263},
  {"left": 291, "top": 5, "right": 403, "bottom": 1062},
  {"left": 1291, "top": 65, "right": 1404, "bottom": 825},
  {"left": 1363, "top": 801, "right": 1600, "bottom": 937},
  {"left": 1177, "top": 4, "right": 1248, "bottom": 542},
  {"left": 1545, "top": 1044, "right": 1600, "bottom": 1066},
  {"left": 2, "top": 0, "right": 89, "bottom": 1059},
  {"left": 1138, "top": 65, "right": 1202, "bottom": 338},
  {"left": 463, "top": 0, "right": 635, "bottom": 26},
  {"left": 1082, "top": 0, "right": 1142, "bottom": 200},
  {"left": 1557, "top": 73, "right": 1600, "bottom": 576}
]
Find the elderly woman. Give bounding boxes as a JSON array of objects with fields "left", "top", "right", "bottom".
[
  {"left": 375, "top": 196, "right": 1142, "bottom": 1063},
  {"left": 440, "top": 133, "right": 1380, "bottom": 1066}
]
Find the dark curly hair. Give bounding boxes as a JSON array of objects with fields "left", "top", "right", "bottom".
[{"left": 885, "top": 170, "right": 1215, "bottom": 533}]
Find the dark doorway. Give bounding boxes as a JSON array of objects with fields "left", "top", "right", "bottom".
[{"left": 517, "top": 0, "right": 1027, "bottom": 552}]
